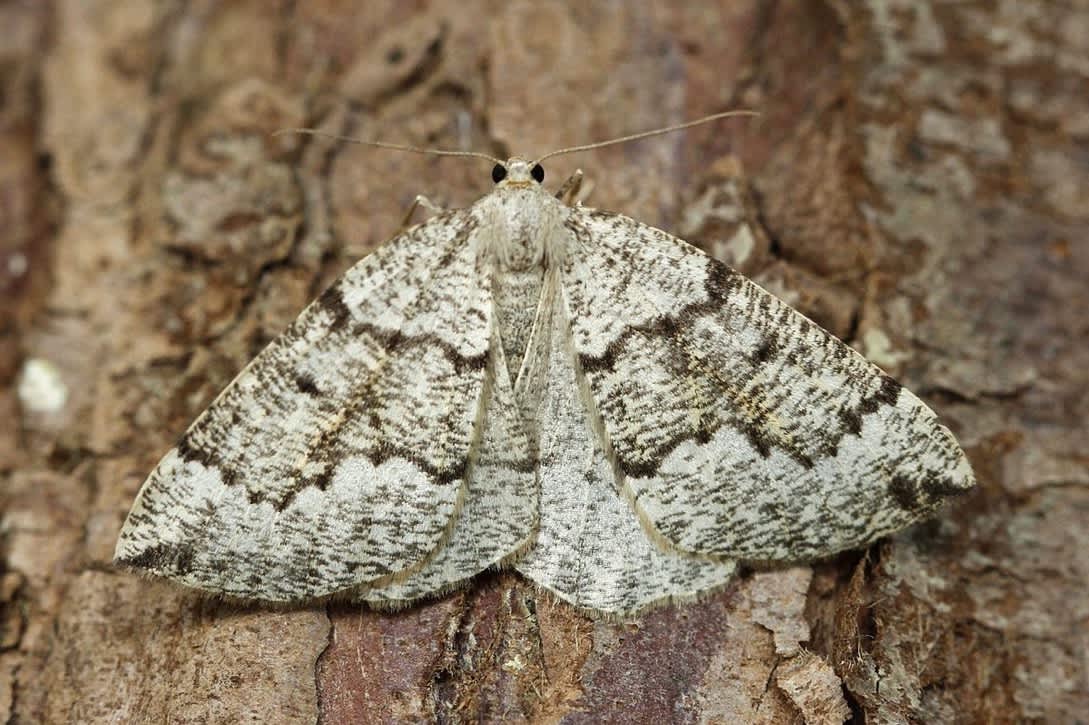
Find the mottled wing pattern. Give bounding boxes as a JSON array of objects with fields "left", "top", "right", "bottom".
[
  {"left": 115, "top": 211, "right": 493, "bottom": 601},
  {"left": 359, "top": 329, "right": 537, "bottom": 606},
  {"left": 560, "top": 209, "right": 975, "bottom": 561},
  {"left": 513, "top": 274, "right": 737, "bottom": 615}
]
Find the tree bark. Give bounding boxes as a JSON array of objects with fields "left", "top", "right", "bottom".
[{"left": 3, "top": 1, "right": 1087, "bottom": 722}]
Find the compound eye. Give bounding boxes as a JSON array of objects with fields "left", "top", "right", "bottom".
[
  {"left": 531, "top": 163, "right": 545, "bottom": 183},
  {"left": 491, "top": 164, "right": 508, "bottom": 183}
]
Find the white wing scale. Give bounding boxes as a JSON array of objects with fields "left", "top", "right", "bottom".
[
  {"left": 359, "top": 328, "right": 537, "bottom": 605},
  {"left": 513, "top": 274, "right": 736, "bottom": 614},
  {"left": 559, "top": 209, "right": 974, "bottom": 562},
  {"left": 116, "top": 211, "right": 497, "bottom": 600}
]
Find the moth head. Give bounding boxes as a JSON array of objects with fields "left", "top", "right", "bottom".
[{"left": 492, "top": 157, "right": 545, "bottom": 187}]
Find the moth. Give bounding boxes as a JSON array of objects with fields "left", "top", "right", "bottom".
[{"left": 115, "top": 115, "right": 975, "bottom": 617}]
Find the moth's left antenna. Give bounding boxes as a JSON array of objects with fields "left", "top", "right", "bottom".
[
  {"left": 533, "top": 109, "right": 759, "bottom": 164},
  {"left": 271, "top": 129, "right": 503, "bottom": 165}
]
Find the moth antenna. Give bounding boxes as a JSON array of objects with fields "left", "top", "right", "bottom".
[
  {"left": 532, "top": 109, "right": 759, "bottom": 164},
  {"left": 272, "top": 128, "right": 503, "bottom": 165}
]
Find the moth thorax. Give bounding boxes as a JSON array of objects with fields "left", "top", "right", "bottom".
[
  {"left": 480, "top": 192, "right": 566, "bottom": 271},
  {"left": 494, "top": 208, "right": 549, "bottom": 271}
]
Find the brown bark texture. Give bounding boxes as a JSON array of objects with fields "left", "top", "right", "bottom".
[{"left": 2, "top": 1, "right": 1087, "bottom": 723}]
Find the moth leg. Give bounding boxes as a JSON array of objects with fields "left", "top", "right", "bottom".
[
  {"left": 555, "top": 170, "right": 586, "bottom": 205},
  {"left": 400, "top": 194, "right": 445, "bottom": 229}
]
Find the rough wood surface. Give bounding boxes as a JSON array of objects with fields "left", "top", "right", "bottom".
[{"left": 3, "top": 1, "right": 1087, "bottom": 723}]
